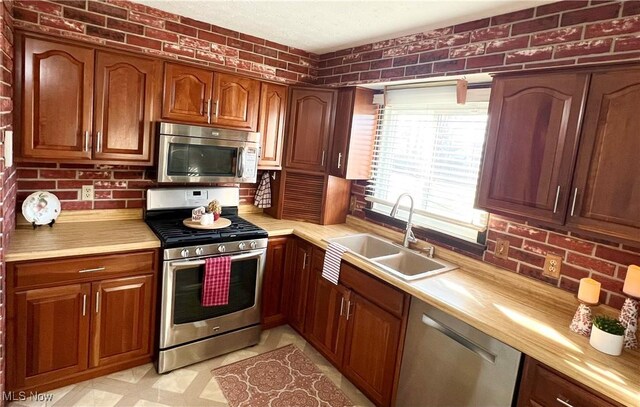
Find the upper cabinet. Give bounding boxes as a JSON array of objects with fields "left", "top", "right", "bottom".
[
  {"left": 161, "top": 63, "right": 260, "bottom": 131},
  {"left": 162, "top": 63, "right": 213, "bottom": 124},
  {"left": 258, "top": 83, "right": 287, "bottom": 170},
  {"left": 477, "top": 66, "right": 640, "bottom": 244},
  {"left": 21, "top": 37, "right": 94, "bottom": 160},
  {"left": 17, "top": 34, "right": 160, "bottom": 165},
  {"left": 93, "top": 52, "right": 159, "bottom": 163},
  {"left": 285, "top": 87, "right": 336, "bottom": 172},
  {"left": 330, "top": 87, "right": 377, "bottom": 179},
  {"left": 566, "top": 69, "right": 640, "bottom": 242},
  {"left": 476, "top": 73, "right": 589, "bottom": 225}
]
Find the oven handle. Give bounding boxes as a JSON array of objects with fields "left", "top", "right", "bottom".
[{"left": 170, "top": 250, "right": 264, "bottom": 269}]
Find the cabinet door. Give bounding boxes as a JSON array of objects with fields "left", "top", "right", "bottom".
[
  {"left": 21, "top": 37, "right": 94, "bottom": 160},
  {"left": 162, "top": 62, "right": 213, "bottom": 123},
  {"left": 476, "top": 73, "right": 589, "bottom": 224},
  {"left": 13, "top": 284, "right": 90, "bottom": 389},
  {"left": 94, "top": 52, "right": 160, "bottom": 164},
  {"left": 566, "top": 70, "right": 640, "bottom": 243},
  {"left": 330, "top": 87, "right": 376, "bottom": 179},
  {"left": 304, "top": 248, "right": 350, "bottom": 366},
  {"left": 213, "top": 73, "right": 260, "bottom": 130},
  {"left": 261, "top": 237, "right": 288, "bottom": 329},
  {"left": 90, "top": 275, "right": 153, "bottom": 368},
  {"left": 258, "top": 83, "right": 287, "bottom": 169},
  {"left": 285, "top": 87, "right": 336, "bottom": 172},
  {"left": 284, "top": 238, "right": 312, "bottom": 333},
  {"left": 342, "top": 293, "right": 402, "bottom": 407}
]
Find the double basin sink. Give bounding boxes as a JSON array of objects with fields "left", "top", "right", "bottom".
[{"left": 327, "top": 233, "right": 457, "bottom": 281}]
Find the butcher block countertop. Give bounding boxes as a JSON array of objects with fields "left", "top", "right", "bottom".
[
  {"left": 242, "top": 213, "right": 640, "bottom": 407},
  {"left": 6, "top": 210, "right": 160, "bottom": 262}
]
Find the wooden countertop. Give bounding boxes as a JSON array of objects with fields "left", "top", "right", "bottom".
[
  {"left": 6, "top": 219, "right": 161, "bottom": 262},
  {"left": 242, "top": 213, "right": 640, "bottom": 407}
]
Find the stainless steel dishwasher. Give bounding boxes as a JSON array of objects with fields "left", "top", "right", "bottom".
[{"left": 397, "top": 297, "right": 522, "bottom": 407}]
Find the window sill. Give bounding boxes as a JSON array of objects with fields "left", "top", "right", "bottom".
[{"left": 362, "top": 208, "right": 487, "bottom": 258}]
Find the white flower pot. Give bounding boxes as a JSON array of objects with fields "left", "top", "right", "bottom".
[{"left": 589, "top": 325, "right": 624, "bottom": 356}]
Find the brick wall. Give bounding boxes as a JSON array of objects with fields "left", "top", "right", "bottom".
[
  {"left": 16, "top": 162, "right": 260, "bottom": 210},
  {"left": 12, "top": 0, "right": 319, "bottom": 83},
  {"left": 317, "top": 0, "right": 640, "bottom": 85},
  {"left": 0, "top": 0, "right": 15, "bottom": 400}
]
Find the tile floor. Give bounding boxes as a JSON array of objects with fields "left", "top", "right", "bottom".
[{"left": 9, "top": 325, "right": 374, "bottom": 407}]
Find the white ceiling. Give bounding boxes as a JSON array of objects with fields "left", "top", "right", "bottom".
[{"left": 137, "top": 0, "right": 553, "bottom": 54}]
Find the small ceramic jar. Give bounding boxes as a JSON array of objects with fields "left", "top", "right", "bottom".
[{"left": 200, "top": 212, "right": 214, "bottom": 226}]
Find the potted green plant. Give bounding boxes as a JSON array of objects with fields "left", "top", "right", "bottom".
[{"left": 590, "top": 315, "right": 625, "bottom": 356}]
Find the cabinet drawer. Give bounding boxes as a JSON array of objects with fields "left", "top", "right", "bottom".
[
  {"left": 340, "top": 262, "right": 406, "bottom": 318},
  {"left": 12, "top": 251, "right": 155, "bottom": 289},
  {"left": 519, "top": 357, "right": 620, "bottom": 407}
]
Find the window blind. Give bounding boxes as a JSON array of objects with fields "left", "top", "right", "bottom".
[{"left": 366, "top": 84, "right": 490, "bottom": 241}]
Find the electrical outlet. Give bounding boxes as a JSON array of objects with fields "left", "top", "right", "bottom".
[
  {"left": 495, "top": 238, "right": 510, "bottom": 259},
  {"left": 81, "top": 185, "right": 94, "bottom": 201},
  {"left": 543, "top": 254, "right": 563, "bottom": 279}
]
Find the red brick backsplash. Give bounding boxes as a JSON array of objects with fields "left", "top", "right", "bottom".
[
  {"left": 12, "top": 0, "right": 319, "bottom": 84},
  {"left": 16, "top": 162, "right": 259, "bottom": 211},
  {"left": 317, "top": 1, "right": 640, "bottom": 86}
]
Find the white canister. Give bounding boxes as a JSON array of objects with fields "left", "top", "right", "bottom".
[
  {"left": 589, "top": 325, "right": 624, "bottom": 356},
  {"left": 200, "top": 212, "right": 214, "bottom": 226}
]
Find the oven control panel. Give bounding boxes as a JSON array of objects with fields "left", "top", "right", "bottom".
[{"left": 165, "top": 238, "right": 268, "bottom": 260}]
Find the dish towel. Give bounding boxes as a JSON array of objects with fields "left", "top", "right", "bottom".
[
  {"left": 254, "top": 172, "right": 272, "bottom": 209},
  {"left": 202, "top": 256, "right": 231, "bottom": 306},
  {"left": 322, "top": 242, "right": 349, "bottom": 285}
]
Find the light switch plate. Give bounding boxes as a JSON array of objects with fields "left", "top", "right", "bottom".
[
  {"left": 543, "top": 254, "right": 563, "bottom": 279},
  {"left": 3, "top": 130, "right": 12, "bottom": 168},
  {"left": 495, "top": 238, "right": 510, "bottom": 259}
]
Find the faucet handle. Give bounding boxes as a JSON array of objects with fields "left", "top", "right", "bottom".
[{"left": 407, "top": 228, "right": 418, "bottom": 243}]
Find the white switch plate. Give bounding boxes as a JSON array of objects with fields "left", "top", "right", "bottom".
[
  {"left": 4, "top": 130, "right": 13, "bottom": 168},
  {"left": 81, "top": 185, "right": 94, "bottom": 201}
]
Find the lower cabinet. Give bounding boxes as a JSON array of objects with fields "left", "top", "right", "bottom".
[
  {"left": 300, "top": 243, "right": 409, "bottom": 407},
  {"left": 7, "top": 250, "right": 158, "bottom": 392},
  {"left": 517, "top": 356, "right": 623, "bottom": 407},
  {"left": 261, "top": 236, "right": 288, "bottom": 329},
  {"left": 284, "top": 238, "right": 313, "bottom": 333}
]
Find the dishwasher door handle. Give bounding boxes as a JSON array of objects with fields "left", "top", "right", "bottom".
[{"left": 422, "top": 314, "right": 497, "bottom": 364}]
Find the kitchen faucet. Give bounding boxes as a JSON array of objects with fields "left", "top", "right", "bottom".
[{"left": 390, "top": 193, "right": 418, "bottom": 248}]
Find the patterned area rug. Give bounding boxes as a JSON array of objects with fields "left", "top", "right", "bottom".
[{"left": 212, "top": 344, "right": 354, "bottom": 407}]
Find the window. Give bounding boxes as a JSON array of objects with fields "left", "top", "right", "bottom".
[{"left": 366, "top": 83, "right": 490, "bottom": 242}]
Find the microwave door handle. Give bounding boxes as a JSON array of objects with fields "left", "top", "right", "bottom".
[{"left": 237, "top": 147, "right": 245, "bottom": 178}]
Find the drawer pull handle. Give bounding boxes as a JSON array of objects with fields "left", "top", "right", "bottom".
[
  {"left": 78, "top": 267, "right": 106, "bottom": 273},
  {"left": 82, "top": 294, "right": 87, "bottom": 316},
  {"left": 556, "top": 397, "right": 574, "bottom": 407},
  {"left": 96, "top": 292, "right": 100, "bottom": 314}
]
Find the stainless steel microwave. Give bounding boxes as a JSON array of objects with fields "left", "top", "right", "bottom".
[{"left": 157, "top": 122, "right": 260, "bottom": 183}]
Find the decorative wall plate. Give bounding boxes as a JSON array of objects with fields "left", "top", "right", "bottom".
[{"left": 22, "top": 191, "right": 61, "bottom": 225}]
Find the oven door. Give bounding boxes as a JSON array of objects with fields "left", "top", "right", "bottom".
[
  {"left": 160, "top": 249, "right": 265, "bottom": 349},
  {"left": 157, "top": 134, "right": 258, "bottom": 183}
]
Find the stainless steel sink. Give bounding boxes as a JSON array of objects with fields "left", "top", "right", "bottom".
[
  {"left": 327, "top": 233, "right": 457, "bottom": 280},
  {"left": 329, "top": 233, "right": 401, "bottom": 259}
]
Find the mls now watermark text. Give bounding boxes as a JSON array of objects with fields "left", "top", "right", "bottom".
[{"left": 3, "top": 391, "right": 54, "bottom": 402}]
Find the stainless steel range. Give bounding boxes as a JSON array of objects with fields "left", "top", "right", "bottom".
[{"left": 145, "top": 187, "right": 268, "bottom": 373}]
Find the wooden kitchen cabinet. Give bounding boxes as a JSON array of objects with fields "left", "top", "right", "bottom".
[
  {"left": 258, "top": 83, "right": 287, "bottom": 169},
  {"left": 7, "top": 249, "right": 158, "bottom": 393},
  {"left": 476, "top": 72, "right": 589, "bottom": 225},
  {"left": 304, "top": 247, "right": 350, "bottom": 366},
  {"left": 342, "top": 293, "right": 402, "bottom": 407},
  {"left": 517, "top": 356, "right": 623, "bottom": 407},
  {"left": 566, "top": 69, "right": 640, "bottom": 243},
  {"left": 90, "top": 275, "right": 153, "bottom": 368},
  {"left": 283, "top": 238, "right": 313, "bottom": 333},
  {"left": 12, "top": 284, "right": 91, "bottom": 390},
  {"left": 16, "top": 32, "right": 160, "bottom": 165},
  {"left": 261, "top": 237, "right": 288, "bottom": 329},
  {"left": 19, "top": 36, "right": 94, "bottom": 160},
  {"left": 213, "top": 72, "right": 260, "bottom": 130},
  {"left": 329, "top": 87, "right": 377, "bottom": 179},
  {"left": 162, "top": 62, "right": 214, "bottom": 124},
  {"left": 94, "top": 52, "right": 160, "bottom": 163},
  {"left": 285, "top": 87, "right": 337, "bottom": 172}
]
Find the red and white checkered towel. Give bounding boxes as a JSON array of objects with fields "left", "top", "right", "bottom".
[
  {"left": 254, "top": 171, "right": 272, "bottom": 209},
  {"left": 201, "top": 257, "right": 231, "bottom": 306}
]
